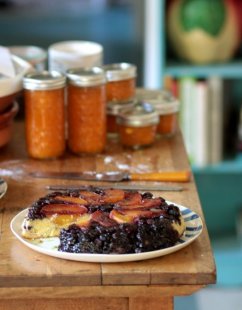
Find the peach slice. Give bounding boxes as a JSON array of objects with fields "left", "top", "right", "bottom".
[
  {"left": 110, "top": 209, "right": 156, "bottom": 224},
  {"left": 116, "top": 191, "right": 142, "bottom": 207},
  {"left": 101, "top": 189, "right": 125, "bottom": 204},
  {"left": 55, "top": 195, "right": 88, "bottom": 205},
  {"left": 75, "top": 213, "right": 92, "bottom": 228},
  {"left": 116, "top": 197, "right": 163, "bottom": 210},
  {"left": 140, "top": 197, "right": 164, "bottom": 209},
  {"left": 110, "top": 206, "right": 167, "bottom": 224},
  {"left": 50, "top": 214, "right": 80, "bottom": 226},
  {"left": 42, "top": 203, "right": 87, "bottom": 215},
  {"left": 79, "top": 190, "right": 101, "bottom": 204},
  {"left": 92, "top": 210, "right": 117, "bottom": 227}
]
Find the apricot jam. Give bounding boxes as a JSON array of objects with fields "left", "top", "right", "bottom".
[
  {"left": 136, "top": 89, "right": 179, "bottom": 136},
  {"left": 107, "top": 100, "right": 135, "bottom": 135},
  {"left": 23, "top": 71, "right": 66, "bottom": 159},
  {"left": 66, "top": 67, "right": 106, "bottom": 154},
  {"left": 103, "top": 63, "right": 136, "bottom": 102},
  {"left": 117, "top": 102, "right": 159, "bottom": 149}
]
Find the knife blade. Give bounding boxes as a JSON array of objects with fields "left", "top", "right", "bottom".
[
  {"left": 46, "top": 184, "right": 184, "bottom": 192},
  {"left": 29, "top": 170, "right": 191, "bottom": 182},
  {"left": 0, "top": 178, "right": 7, "bottom": 199}
]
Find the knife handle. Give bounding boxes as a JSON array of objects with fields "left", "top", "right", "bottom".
[{"left": 130, "top": 171, "right": 191, "bottom": 182}]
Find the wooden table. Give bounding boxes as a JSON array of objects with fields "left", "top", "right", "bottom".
[{"left": 0, "top": 121, "right": 216, "bottom": 310}]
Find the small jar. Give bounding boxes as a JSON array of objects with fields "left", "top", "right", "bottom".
[
  {"left": 117, "top": 101, "right": 159, "bottom": 149},
  {"left": 103, "top": 63, "right": 137, "bottom": 102},
  {"left": 23, "top": 71, "right": 66, "bottom": 159},
  {"left": 107, "top": 99, "right": 136, "bottom": 135},
  {"left": 66, "top": 67, "right": 106, "bottom": 154},
  {"left": 136, "top": 89, "right": 179, "bottom": 136}
]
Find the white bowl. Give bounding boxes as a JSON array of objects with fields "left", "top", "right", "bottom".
[
  {"left": 0, "top": 55, "right": 32, "bottom": 98},
  {"left": 48, "top": 40, "right": 103, "bottom": 73}
]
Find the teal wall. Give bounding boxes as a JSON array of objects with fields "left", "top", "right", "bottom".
[{"left": 195, "top": 171, "right": 242, "bottom": 237}]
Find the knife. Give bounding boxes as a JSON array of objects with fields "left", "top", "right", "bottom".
[
  {"left": 29, "top": 170, "right": 191, "bottom": 182},
  {"left": 46, "top": 184, "right": 184, "bottom": 192},
  {"left": 0, "top": 178, "right": 7, "bottom": 199}
]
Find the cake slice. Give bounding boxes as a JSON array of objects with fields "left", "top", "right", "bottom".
[{"left": 22, "top": 187, "right": 185, "bottom": 254}]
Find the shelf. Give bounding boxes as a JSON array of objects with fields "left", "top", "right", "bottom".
[
  {"left": 192, "top": 153, "right": 242, "bottom": 174},
  {"left": 165, "top": 60, "right": 242, "bottom": 79}
]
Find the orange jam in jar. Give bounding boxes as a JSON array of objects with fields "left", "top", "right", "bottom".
[
  {"left": 117, "top": 102, "right": 159, "bottom": 149},
  {"left": 136, "top": 89, "right": 179, "bottom": 136},
  {"left": 103, "top": 63, "right": 137, "bottom": 102},
  {"left": 23, "top": 71, "right": 66, "bottom": 159},
  {"left": 107, "top": 99, "right": 135, "bottom": 135},
  {"left": 66, "top": 67, "right": 106, "bottom": 154}
]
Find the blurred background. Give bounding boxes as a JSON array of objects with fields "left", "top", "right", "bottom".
[{"left": 1, "top": 0, "right": 242, "bottom": 308}]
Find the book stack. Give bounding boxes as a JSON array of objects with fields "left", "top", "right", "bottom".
[{"left": 164, "top": 76, "right": 224, "bottom": 167}]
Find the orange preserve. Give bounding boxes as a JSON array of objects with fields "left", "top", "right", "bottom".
[
  {"left": 136, "top": 89, "right": 179, "bottom": 136},
  {"left": 107, "top": 99, "right": 135, "bottom": 135},
  {"left": 66, "top": 67, "right": 106, "bottom": 154},
  {"left": 103, "top": 63, "right": 136, "bottom": 102},
  {"left": 117, "top": 102, "right": 159, "bottom": 149},
  {"left": 23, "top": 71, "right": 66, "bottom": 159}
]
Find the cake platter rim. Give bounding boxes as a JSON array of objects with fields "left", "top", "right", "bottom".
[{"left": 10, "top": 203, "right": 203, "bottom": 263}]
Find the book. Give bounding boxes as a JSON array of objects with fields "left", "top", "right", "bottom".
[
  {"left": 207, "top": 77, "right": 224, "bottom": 164},
  {"left": 178, "top": 77, "right": 196, "bottom": 162},
  {"left": 192, "top": 80, "right": 210, "bottom": 167}
]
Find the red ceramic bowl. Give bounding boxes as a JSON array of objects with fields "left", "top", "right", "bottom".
[{"left": 0, "top": 91, "right": 21, "bottom": 113}]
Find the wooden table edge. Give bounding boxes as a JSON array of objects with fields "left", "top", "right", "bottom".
[{"left": 0, "top": 284, "right": 208, "bottom": 299}]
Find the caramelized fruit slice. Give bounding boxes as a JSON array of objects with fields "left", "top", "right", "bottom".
[
  {"left": 79, "top": 191, "right": 101, "bottom": 204},
  {"left": 75, "top": 213, "right": 92, "bottom": 228},
  {"left": 50, "top": 214, "right": 80, "bottom": 226},
  {"left": 101, "top": 189, "right": 125, "bottom": 204},
  {"left": 42, "top": 203, "right": 87, "bottom": 216},
  {"left": 141, "top": 197, "right": 164, "bottom": 208},
  {"left": 55, "top": 195, "right": 88, "bottom": 205},
  {"left": 116, "top": 191, "right": 142, "bottom": 207},
  {"left": 115, "top": 197, "right": 163, "bottom": 210},
  {"left": 110, "top": 209, "right": 134, "bottom": 223},
  {"left": 92, "top": 210, "right": 117, "bottom": 227},
  {"left": 110, "top": 209, "right": 157, "bottom": 224}
]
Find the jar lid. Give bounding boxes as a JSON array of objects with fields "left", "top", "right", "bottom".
[
  {"left": 117, "top": 101, "right": 159, "bottom": 127},
  {"left": 23, "top": 70, "right": 66, "bottom": 90},
  {"left": 107, "top": 99, "right": 136, "bottom": 116},
  {"left": 103, "top": 63, "right": 137, "bottom": 82},
  {"left": 66, "top": 67, "right": 106, "bottom": 87},
  {"left": 136, "top": 89, "right": 179, "bottom": 115}
]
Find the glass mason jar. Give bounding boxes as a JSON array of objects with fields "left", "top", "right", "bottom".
[
  {"left": 103, "top": 63, "right": 137, "bottom": 103},
  {"left": 107, "top": 99, "right": 136, "bottom": 135},
  {"left": 136, "top": 89, "right": 179, "bottom": 136},
  {"left": 66, "top": 67, "right": 106, "bottom": 154},
  {"left": 117, "top": 101, "right": 159, "bottom": 149},
  {"left": 23, "top": 71, "right": 66, "bottom": 159}
]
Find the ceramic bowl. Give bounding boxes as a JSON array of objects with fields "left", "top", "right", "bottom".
[
  {"left": 0, "top": 101, "right": 19, "bottom": 148},
  {"left": 0, "top": 55, "right": 32, "bottom": 113}
]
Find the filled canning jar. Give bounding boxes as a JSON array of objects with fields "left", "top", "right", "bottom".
[
  {"left": 107, "top": 99, "right": 135, "bottom": 135},
  {"left": 103, "top": 63, "right": 136, "bottom": 102},
  {"left": 117, "top": 101, "right": 159, "bottom": 149},
  {"left": 23, "top": 71, "right": 66, "bottom": 159},
  {"left": 136, "top": 89, "right": 179, "bottom": 136},
  {"left": 66, "top": 67, "right": 106, "bottom": 154}
]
